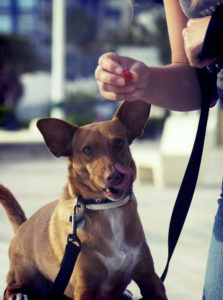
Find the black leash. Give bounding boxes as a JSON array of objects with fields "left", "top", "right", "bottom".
[
  {"left": 42, "top": 200, "right": 83, "bottom": 300},
  {"left": 161, "top": 5, "right": 223, "bottom": 282},
  {"left": 42, "top": 240, "right": 81, "bottom": 300},
  {"left": 161, "top": 67, "right": 212, "bottom": 281}
]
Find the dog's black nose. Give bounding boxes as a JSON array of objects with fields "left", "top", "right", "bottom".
[{"left": 106, "top": 170, "right": 123, "bottom": 186}]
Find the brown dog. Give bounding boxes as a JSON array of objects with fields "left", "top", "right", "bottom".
[{"left": 0, "top": 101, "right": 167, "bottom": 300}]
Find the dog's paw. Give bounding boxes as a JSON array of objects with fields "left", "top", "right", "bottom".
[{"left": 9, "top": 293, "right": 29, "bottom": 300}]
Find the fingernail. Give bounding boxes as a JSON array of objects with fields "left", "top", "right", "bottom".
[{"left": 117, "top": 78, "right": 125, "bottom": 86}]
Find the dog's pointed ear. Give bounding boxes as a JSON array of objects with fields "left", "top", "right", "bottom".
[
  {"left": 114, "top": 101, "right": 151, "bottom": 143},
  {"left": 37, "top": 118, "right": 78, "bottom": 157}
]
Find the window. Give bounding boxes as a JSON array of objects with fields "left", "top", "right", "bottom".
[
  {"left": 104, "top": 8, "right": 121, "bottom": 18},
  {"left": 0, "top": 14, "right": 12, "bottom": 33},
  {"left": 18, "top": 13, "right": 36, "bottom": 34},
  {"left": 0, "top": 0, "right": 11, "bottom": 8},
  {"left": 18, "top": 0, "right": 37, "bottom": 10}
]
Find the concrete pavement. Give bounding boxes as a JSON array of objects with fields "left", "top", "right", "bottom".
[{"left": 0, "top": 138, "right": 222, "bottom": 299}]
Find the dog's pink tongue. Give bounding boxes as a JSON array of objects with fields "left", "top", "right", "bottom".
[{"left": 113, "top": 163, "right": 135, "bottom": 190}]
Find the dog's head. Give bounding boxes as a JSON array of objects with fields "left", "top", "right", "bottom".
[{"left": 37, "top": 101, "right": 150, "bottom": 201}]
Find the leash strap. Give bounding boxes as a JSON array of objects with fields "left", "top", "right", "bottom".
[
  {"left": 42, "top": 204, "right": 82, "bottom": 300},
  {"left": 161, "top": 5, "right": 223, "bottom": 281},
  {"left": 42, "top": 241, "right": 81, "bottom": 300},
  {"left": 161, "top": 68, "right": 212, "bottom": 281}
]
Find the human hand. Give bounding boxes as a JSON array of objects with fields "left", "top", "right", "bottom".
[
  {"left": 95, "top": 52, "right": 151, "bottom": 102},
  {"left": 182, "top": 16, "right": 217, "bottom": 68}
]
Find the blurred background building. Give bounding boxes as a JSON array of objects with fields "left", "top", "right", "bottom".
[
  {"left": 0, "top": 0, "right": 222, "bottom": 143},
  {"left": 0, "top": 0, "right": 169, "bottom": 131},
  {"left": 0, "top": 0, "right": 165, "bottom": 76}
]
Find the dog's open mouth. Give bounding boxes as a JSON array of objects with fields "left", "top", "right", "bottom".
[{"left": 104, "top": 163, "right": 135, "bottom": 200}]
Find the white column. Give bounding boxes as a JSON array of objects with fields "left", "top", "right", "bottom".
[{"left": 51, "top": 0, "right": 65, "bottom": 118}]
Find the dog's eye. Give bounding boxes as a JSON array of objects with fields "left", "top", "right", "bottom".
[
  {"left": 82, "top": 146, "right": 93, "bottom": 155},
  {"left": 114, "top": 139, "right": 125, "bottom": 149}
]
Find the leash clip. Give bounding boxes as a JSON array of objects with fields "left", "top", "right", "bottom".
[{"left": 68, "top": 199, "right": 85, "bottom": 246}]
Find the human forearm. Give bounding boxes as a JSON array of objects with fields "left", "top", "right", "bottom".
[
  {"left": 143, "top": 63, "right": 202, "bottom": 111},
  {"left": 95, "top": 53, "right": 202, "bottom": 112}
]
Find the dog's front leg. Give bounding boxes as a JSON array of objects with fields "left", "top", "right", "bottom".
[
  {"left": 132, "top": 246, "right": 168, "bottom": 300},
  {"left": 134, "top": 272, "right": 167, "bottom": 300}
]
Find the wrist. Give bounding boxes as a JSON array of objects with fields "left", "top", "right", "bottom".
[{"left": 139, "top": 66, "right": 154, "bottom": 103}]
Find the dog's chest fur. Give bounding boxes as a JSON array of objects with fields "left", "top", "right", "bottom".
[{"left": 94, "top": 208, "right": 141, "bottom": 294}]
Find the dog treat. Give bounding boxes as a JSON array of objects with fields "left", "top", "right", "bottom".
[{"left": 121, "top": 70, "right": 133, "bottom": 84}]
